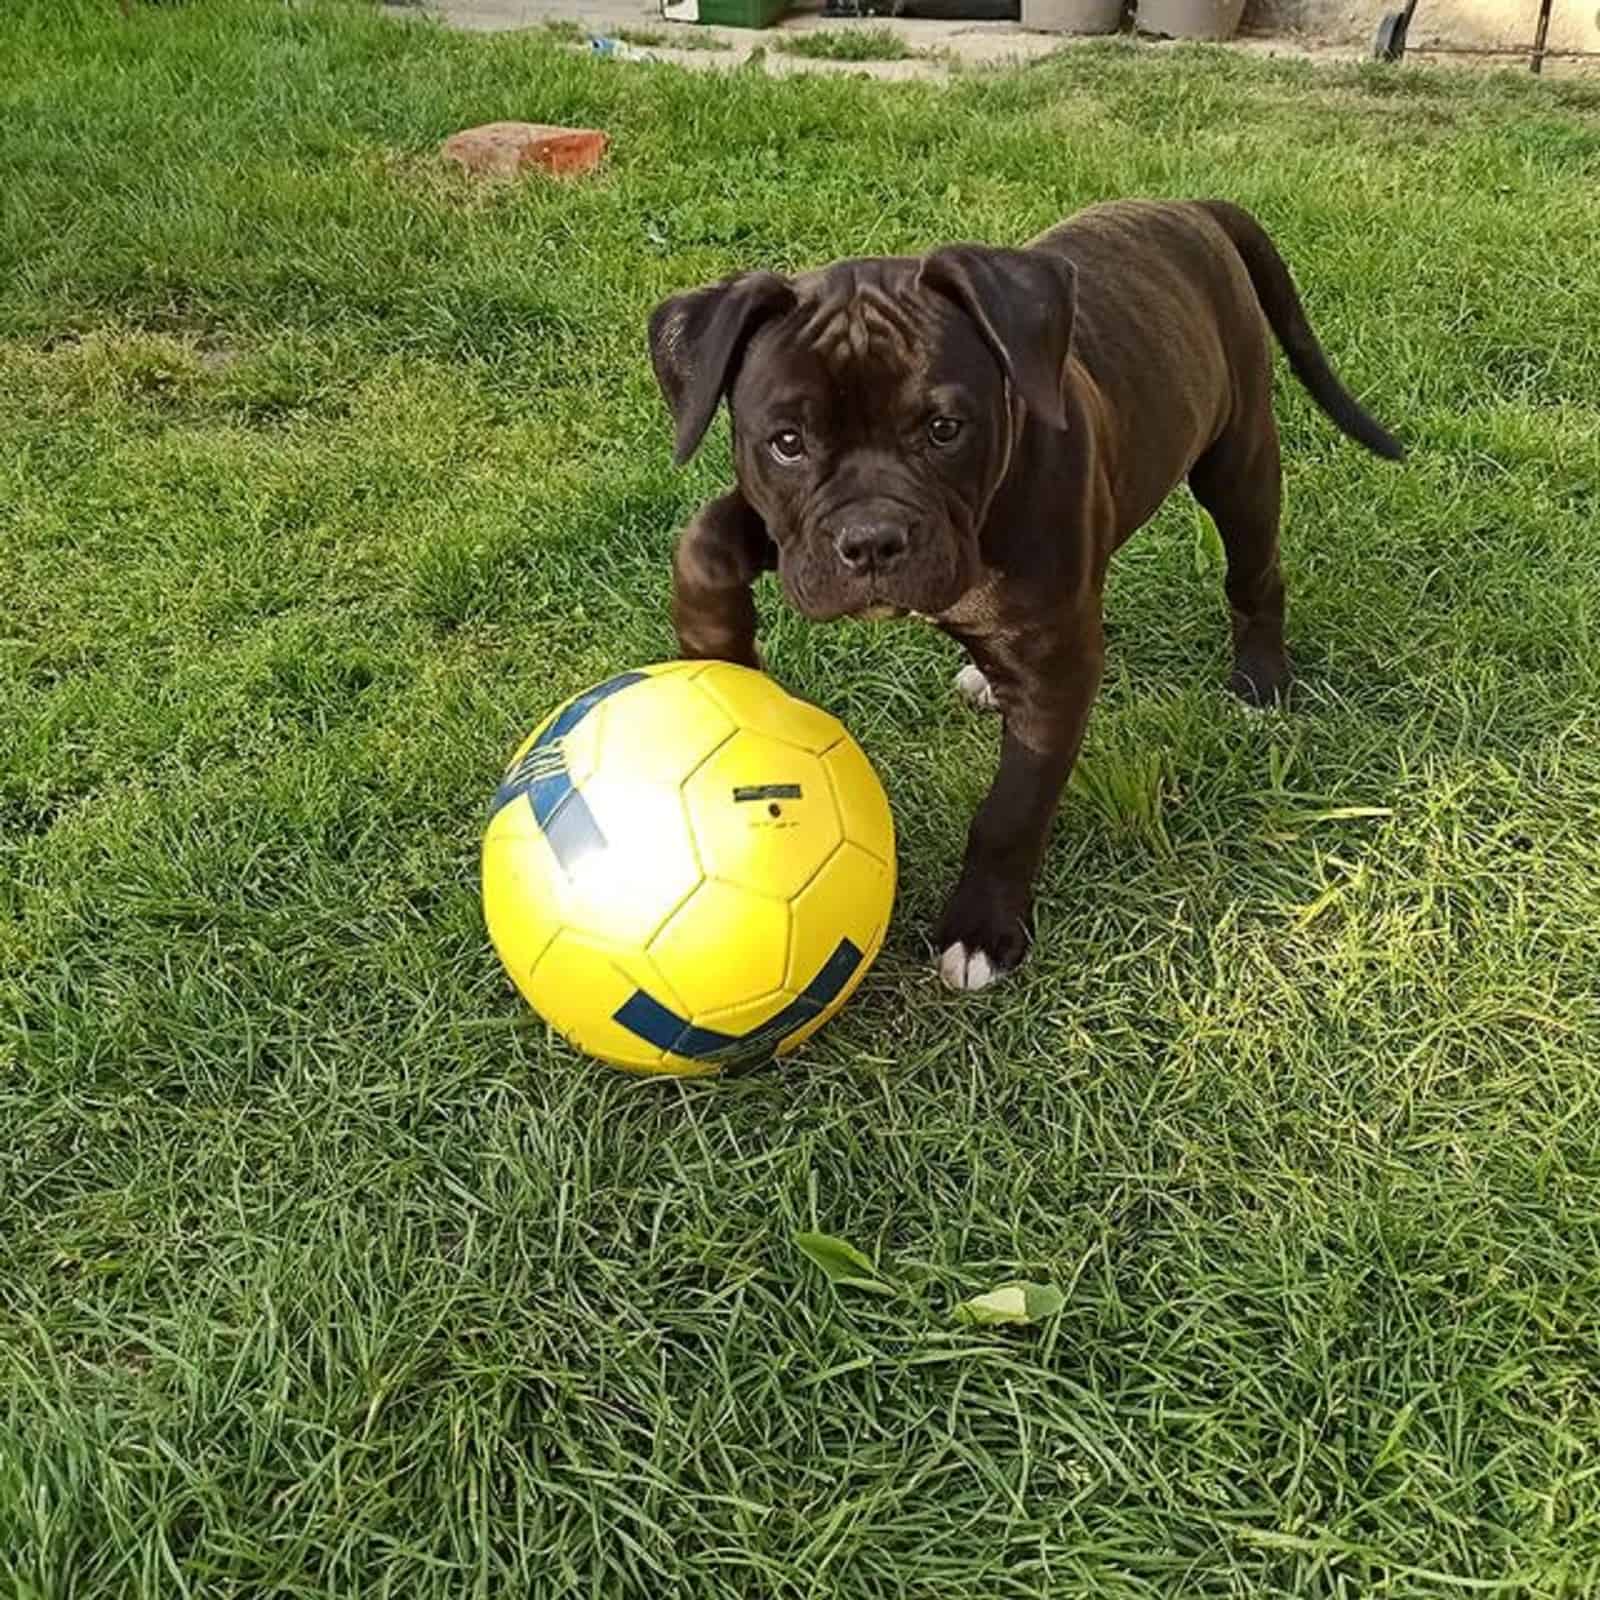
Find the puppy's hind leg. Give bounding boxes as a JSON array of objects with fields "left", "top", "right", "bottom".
[{"left": 1188, "top": 411, "right": 1290, "bottom": 709}]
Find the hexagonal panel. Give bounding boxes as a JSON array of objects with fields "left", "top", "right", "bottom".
[
  {"left": 683, "top": 732, "right": 840, "bottom": 901},
  {"left": 786, "top": 840, "right": 894, "bottom": 997},
  {"left": 559, "top": 775, "right": 702, "bottom": 949},
  {"left": 650, "top": 878, "right": 790, "bottom": 1019},
  {"left": 502, "top": 722, "right": 543, "bottom": 773},
  {"left": 481, "top": 830, "right": 562, "bottom": 993},
  {"left": 695, "top": 989, "right": 794, "bottom": 1035},
  {"left": 498, "top": 679, "right": 619, "bottom": 798},
  {"left": 595, "top": 672, "right": 736, "bottom": 788},
  {"left": 556, "top": 701, "right": 609, "bottom": 788},
  {"left": 529, "top": 929, "right": 714, "bottom": 1075},
  {"left": 695, "top": 662, "right": 847, "bottom": 755},
  {"left": 821, "top": 738, "right": 894, "bottom": 866},
  {"left": 669, "top": 989, "right": 803, "bottom": 1070}
]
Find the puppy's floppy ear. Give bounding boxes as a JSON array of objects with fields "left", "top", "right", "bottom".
[
  {"left": 648, "top": 272, "right": 797, "bottom": 466},
  {"left": 917, "top": 246, "right": 1076, "bottom": 432}
]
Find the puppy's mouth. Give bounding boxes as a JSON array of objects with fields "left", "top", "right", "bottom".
[
  {"left": 781, "top": 558, "right": 963, "bottom": 624},
  {"left": 787, "top": 583, "right": 920, "bottom": 625}
]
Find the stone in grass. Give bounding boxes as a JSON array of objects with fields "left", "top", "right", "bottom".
[{"left": 440, "top": 122, "right": 608, "bottom": 179}]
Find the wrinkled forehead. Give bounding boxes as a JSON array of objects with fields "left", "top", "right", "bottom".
[
  {"left": 737, "top": 261, "right": 983, "bottom": 411},
  {"left": 790, "top": 261, "right": 939, "bottom": 370}
]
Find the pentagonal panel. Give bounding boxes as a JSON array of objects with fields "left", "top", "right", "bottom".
[
  {"left": 683, "top": 733, "right": 840, "bottom": 902},
  {"left": 559, "top": 775, "right": 701, "bottom": 949},
  {"left": 694, "top": 662, "right": 847, "bottom": 756},
  {"left": 821, "top": 737, "right": 894, "bottom": 866},
  {"left": 650, "top": 878, "right": 790, "bottom": 1019},
  {"left": 529, "top": 929, "right": 713, "bottom": 1075},
  {"left": 786, "top": 840, "right": 894, "bottom": 1001},
  {"left": 594, "top": 672, "right": 736, "bottom": 788}
]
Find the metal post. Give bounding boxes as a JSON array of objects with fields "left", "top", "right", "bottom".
[{"left": 1530, "top": 0, "right": 1554, "bottom": 72}]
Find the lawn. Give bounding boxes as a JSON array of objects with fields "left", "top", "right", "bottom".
[
  {"left": 776, "top": 25, "right": 926, "bottom": 61},
  {"left": 4, "top": 2, "right": 1600, "bottom": 1594}
]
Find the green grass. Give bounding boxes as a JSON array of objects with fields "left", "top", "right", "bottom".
[
  {"left": 776, "top": 24, "right": 923, "bottom": 61},
  {"left": 540, "top": 16, "right": 586, "bottom": 42},
  {"left": 5, "top": 1, "right": 1600, "bottom": 1594}
]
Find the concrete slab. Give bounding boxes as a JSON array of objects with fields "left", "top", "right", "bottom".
[
  {"left": 412, "top": 0, "right": 660, "bottom": 33},
  {"left": 386, "top": 0, "right": 1102, "bottom": 79},
  {"left": 384, "top": 0, "right": 1594, "bottom": 77}
]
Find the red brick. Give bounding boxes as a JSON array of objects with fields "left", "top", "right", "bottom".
[{"left": 440, "top": 122, "right": 608, "bottom": 179}]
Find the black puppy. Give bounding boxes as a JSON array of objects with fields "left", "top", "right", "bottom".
[{"left": 649, "top": 199, "right": 1401, "bottom": 990}]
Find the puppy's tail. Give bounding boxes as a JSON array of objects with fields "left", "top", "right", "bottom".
[{"left": 1198, "top": 200, "right": 1404, "bottom": 461}]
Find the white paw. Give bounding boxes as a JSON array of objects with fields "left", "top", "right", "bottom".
[
  {"left": 955, "top": 664, "right": 1000, "bottom": 714},
  {"left": 938, "top": 942, "right": 998, "bottom": 992}
]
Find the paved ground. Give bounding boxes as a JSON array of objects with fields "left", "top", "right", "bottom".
[
  {"left": 387, "top": 0, "right": 1357, "bottom": 79},
  {"left": 415, "top": 0, "right": 674, "bottom": 32},
  {"left": 386, "top": 0, "right": 1600, "bottom": 78}
]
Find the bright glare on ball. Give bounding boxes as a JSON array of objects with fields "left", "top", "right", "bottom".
[{"left": 482, "top": 661, "right": 896, "bottom": 1076}]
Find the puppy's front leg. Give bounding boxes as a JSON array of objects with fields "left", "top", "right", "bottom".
[
  {"left": 671, "top": 489, "right": 774, "bottom": 668},
  {"left": 936, "top": 619, "right": 1104, "bottom": 991}
]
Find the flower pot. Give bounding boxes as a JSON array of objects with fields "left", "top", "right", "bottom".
[
  {"left": 1023, "top": 0, "right": 1123, "bottom": 31},
  {"left": 1135, "top": 0, "right": 1245, "bottom": 39}
]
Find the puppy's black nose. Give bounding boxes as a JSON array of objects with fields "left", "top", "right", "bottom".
[{"left": 834, "top": 522, "right": 909, "bottom": 575}]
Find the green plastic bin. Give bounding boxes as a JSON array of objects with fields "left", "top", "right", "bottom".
[{"left": 661, "top": 0, "right": 790, "bottom": 27}]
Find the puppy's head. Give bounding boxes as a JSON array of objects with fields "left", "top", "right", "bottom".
[{"left": 648, "top": 248, "right": 1076, "bottom": 622}]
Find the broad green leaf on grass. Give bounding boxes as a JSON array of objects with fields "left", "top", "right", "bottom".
[
  {"left": 954, "top": 1281, "right": 1065, "bottom": 1327},
  {"left": 794, "top": 1232, "right": 897, "bottom": 1296}
]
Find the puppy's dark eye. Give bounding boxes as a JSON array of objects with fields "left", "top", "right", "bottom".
[
  {"left": 928, "top": 416, "right": 963, "bottom": 447},
  {"left": 769, "top": 429, "right": 805, "bottom": 463}
]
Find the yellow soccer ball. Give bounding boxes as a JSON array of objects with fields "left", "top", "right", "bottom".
[{"left": 482, "top": 661, "right": 896, "bottom": 1075}]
